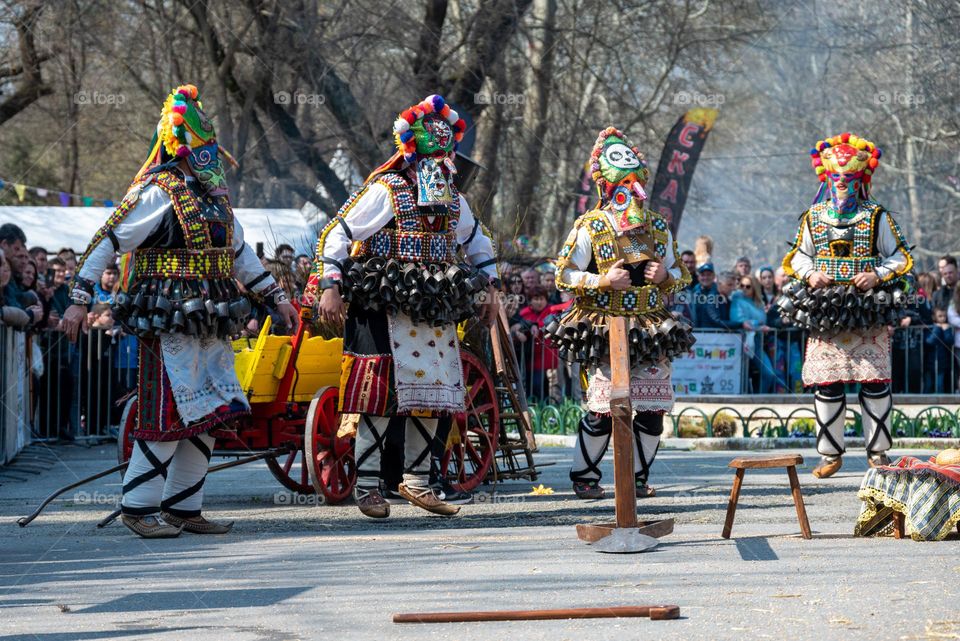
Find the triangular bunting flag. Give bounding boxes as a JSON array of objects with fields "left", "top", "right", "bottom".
[
  {"left": 82, "top": 196, "right": 94, "bottom": 206},
  {"left": 59, "top": 192, "right": 71, "bottom": 206},
  {"left": 14, "top": 183, "right": 26, "bottom": 201}
]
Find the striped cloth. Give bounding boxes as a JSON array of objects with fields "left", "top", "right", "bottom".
[{"left": 855, "top": 456, "right": 960, "bottom": 541}]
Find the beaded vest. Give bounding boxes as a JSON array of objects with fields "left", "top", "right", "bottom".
[
  {"left": 807, "top": 200, "right": 882, "bottom": 283},
  {"left": 352, "top": 172, "right": 460, "bottom": 264},
  {"left": 131, "top": 171, "right": 235, "bottom": 282},
  {"left": 559, "top": 208, "right": 671, "bottom": 316}
]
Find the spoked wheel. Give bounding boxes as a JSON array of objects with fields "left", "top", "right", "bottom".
[
  {"left": 441, "top": 350, "right": 500, "bottom": 491},
  {"left": 117, "top": 396, "right": 137, "bottom": 464},
  {"left": 265, "top": 426, "right": 316, "bottom": 496},
  {"left": 305, "top": 386, "right": 356, "bottom": 504}
]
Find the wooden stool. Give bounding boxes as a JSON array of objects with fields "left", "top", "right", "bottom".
[{"left": 721, "top": 454, "right": 812, "bottom": 540}]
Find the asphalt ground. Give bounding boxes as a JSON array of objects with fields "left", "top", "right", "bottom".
[{"left": 1, "top": 442, "right": 958, "bottom": 641}]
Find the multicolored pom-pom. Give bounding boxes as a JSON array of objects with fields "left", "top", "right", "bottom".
[
  {"left": 811, "top": 132, "right": 881, "bottom": 188},
  {"left": 392, "top": 94, "right": 466, "bottom": 160}
]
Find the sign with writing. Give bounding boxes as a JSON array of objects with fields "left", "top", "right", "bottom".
[
  {"left": 673, "top": 331, "right": 743, "bottom": 395},
  {"left": 647, "top": 108, "right": 718, "bottom": 235}
]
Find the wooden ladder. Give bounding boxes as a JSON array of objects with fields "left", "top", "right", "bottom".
[{"left": 488, "top": 307, "right": 540, "bottom": 482}]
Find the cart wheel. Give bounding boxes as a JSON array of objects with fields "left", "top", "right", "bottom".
[
  {"left": 117, "top": 396, "right": 137, "bottom": 464},
  {"left": 305, "top": 386, "right": 356, "bottom": 504},
  {"left": 441, "top": 350, "right": 500, "bottom": 492},
  {"left": 265, "top": 420, "right": 316, "bottom": 496}
]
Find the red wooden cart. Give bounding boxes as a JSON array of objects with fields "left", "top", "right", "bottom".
[{"left": 117, "top": 311, "right": 536, "bottom": 503}]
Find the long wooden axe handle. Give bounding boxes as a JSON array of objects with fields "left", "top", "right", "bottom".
[
  {"left": 608, "top": 316, "right": 638, "bottom": 529},
  {"left": 393, "top": 605, "right": 680, "bottom": 623}
]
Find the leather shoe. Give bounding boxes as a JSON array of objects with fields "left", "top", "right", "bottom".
[
  {"left": 121, "top": 514, "right": 183, "bottom": 539},
  {"left": 867, "top": 453, "right": 892, "bottom": 468},
  {"left": 812, "top": 456, "right": 843, "bottom": 478},
  {"left": 635, "top": 482, "right": 657, "bottom": 498},
  {"left": 572, "top": 480, "right": 605, "bottom": 500},
  {"left": 354, "top": 487, "right": 390, "bottom": 519},
  {"left": 398, "top": 482, "right": 459, "bottom": 516},
  {"left": 161, "top": 512, "right": 233, "bottom": 534}
]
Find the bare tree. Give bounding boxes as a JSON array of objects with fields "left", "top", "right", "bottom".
[
  {"left": 0, "top": 2, "right": 53, "bottom": 125},
  {"left": 0, "top": 0, "right": 956, "bottom": 268}
]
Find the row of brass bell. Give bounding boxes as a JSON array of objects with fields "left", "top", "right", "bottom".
[
  {"left": 341, "top": 256, "right": 488, "bottom": 326},
  {"left": 777, "top": 281, "right": 909, "bottom": 332},
  {"left": 115, "top": 277, "right": 251, "bottom": 338},
  {"left": 545, "top": 314, "right": 696, "bottom": 368}
]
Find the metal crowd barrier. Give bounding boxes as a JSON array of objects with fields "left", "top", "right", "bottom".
[
  {"left": 0, "top": 325, "right": 30, "bottom": 463},
  {"left": 33, "top": 328, "right": 137, "bottom": 443}
]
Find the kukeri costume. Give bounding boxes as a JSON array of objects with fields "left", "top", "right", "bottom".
[
  {"left": 546, "top": 127, "right": 694, "bottom": 499},
  {"left": 779, "top": 132, "right": 913, "bottom": 478},
  {"left": 304, "top": 94, "right": 497, "bottom": 518},
  {"left": 71, "top": 85, "right": 286, "bottom": 537}
]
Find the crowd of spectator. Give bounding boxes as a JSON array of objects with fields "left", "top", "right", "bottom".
[{"left": 0, "top": 223, "right": 139, "bottom": 442}]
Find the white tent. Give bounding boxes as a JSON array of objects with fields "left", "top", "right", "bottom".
[{"left": 0, "top": 206, "right": 316, "bottom": 256}]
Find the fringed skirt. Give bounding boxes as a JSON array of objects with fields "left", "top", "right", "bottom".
[{"left": 802, "top": 327, "right": 891, "bottom": 386}]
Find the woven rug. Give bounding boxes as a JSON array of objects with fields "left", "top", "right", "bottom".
[{"left": 855, "top": 456, "right": 960, "bottom": 541}]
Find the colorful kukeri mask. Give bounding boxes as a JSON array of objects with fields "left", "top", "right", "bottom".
[
  {"left": 810, "top": 133, "right": 881, "bottom": 213},
  {"left": 412, "top": 116, "right": 455, "bottom": 156},
  {"left": 393, "top": 95, "right": 467, "bottom": 206},
  {"left": 136, "top": 84, "right": 233, "bottom": 196},
  {"left": 590, "top": 127, "right": 651, "bottom": 231}
]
